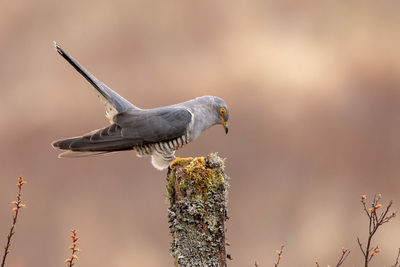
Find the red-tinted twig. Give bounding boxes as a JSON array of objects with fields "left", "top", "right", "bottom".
[
  {"left": 392, "top": 248, "right": 400, "bottom": 267},
  {"left": 336, "top": 247, "right": 350, "bottom": 267},
  {"left": 1, "top": 177, "right": 26, "bottom": 267},
  {"left": 357, "top": 194, "right": 396, "bottom": 267},
  {"left": 273, "top": 245, "right": 284, "bottom": 267},
  {"left": 65, "top": 229, "right": 80, "bottom": 267}
]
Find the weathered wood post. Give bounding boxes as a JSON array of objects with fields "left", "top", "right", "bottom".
[{"left": 167, "top": 154, "right": 229, "bottom": 267}]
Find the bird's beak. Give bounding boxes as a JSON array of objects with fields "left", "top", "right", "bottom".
[{"left": 221, "top": 118, "right": 228, "bottom": 134}]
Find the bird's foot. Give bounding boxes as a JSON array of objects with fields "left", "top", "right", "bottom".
[{"left": 169, "top": 157, "right": 194, "bottom": 169}]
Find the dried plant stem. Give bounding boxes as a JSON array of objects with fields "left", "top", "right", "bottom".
[
  {"left": 273, "top": 245, "right": 284, "bottom": 267},
  {"left": 253, "top": 245, "right": 284, "bottom": 267},
  {"left": 1, "top": 177, "right": 26, "bottom": 267},
  {"left": 65, "top": 229, "right": 80, "bottom": 267},
  {"left": 314, "top": 248, "right": 349, "bottom": 267},
  {"left": 392, "top": 248, "right": 400, "bottom": 267},
  {"left": 336, "top": 248, "right": 350, "bottom": 267},
  {"left": 357, "top": 194, "right": 396, "bottom": 267}
]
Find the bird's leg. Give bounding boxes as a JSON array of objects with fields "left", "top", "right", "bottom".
[{"left": 169, "top": 157, "right": 194, "bottom": 169}]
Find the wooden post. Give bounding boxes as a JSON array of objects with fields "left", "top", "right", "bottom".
[{"left": 167, "top": 154, "right": 229, "bottom": 267}]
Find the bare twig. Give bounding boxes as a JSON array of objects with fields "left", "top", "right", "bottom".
[
  {"left": 336, "top": 247, "right": 350, "bottom": 267},
  {"left": 253, "top": 246, "right": 285, "bottom": 267},
  {"left": 1, "top": 177, "right": 26, "bottom": 267},
  {"left": 392, "top": 248, "right": 400, "bottom": 267},
  {"left": 65, "top": 229, "right": 80, "bottom": 267},
  {"left": 273, "top": 245, "right": 284, "bottom": 267},
  {"left": 357, "top": 237, "right": 366, "bottom": 257},
  {"left": 357, "top": 194, "right": 396, "bottom": 267},
  {"left": 314, "top": 248, "right": 350, "bottom": 267}
]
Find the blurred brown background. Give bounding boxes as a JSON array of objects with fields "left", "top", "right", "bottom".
[{"left": 1, "top": 1, "right": 400, "bottom": 266}]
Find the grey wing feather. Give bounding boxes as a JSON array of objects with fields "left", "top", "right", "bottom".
[
  {"left": 52, "top": 107, "right": 192, "bottom": 153},
  {"left": 117, "top": 107, "right": 192, "bottom": 142},
  {"left": 54, "top": 42, "right": 138, "bottom": 122}
]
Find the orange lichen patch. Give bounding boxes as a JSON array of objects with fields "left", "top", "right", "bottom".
[{"left": 169, "top": 157, "right": 194, "bottom": 169}]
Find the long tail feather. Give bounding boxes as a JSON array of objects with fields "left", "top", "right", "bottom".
[
  {"left": 58, "top": 150, "right": 111, "bottom": 158},
  {"left": 52, "top": 136, "right": 134, "bottom": 152},
  {"left": 53, "top": 42, "right": 138, "bottom": 114}
]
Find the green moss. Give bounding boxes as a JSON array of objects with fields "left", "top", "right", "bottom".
[
  {"left": 183, "top": 156, "right": 225, "bottom": 201},
  {"left": 178, "top": 180, "right": 187, "bottom": 191}
]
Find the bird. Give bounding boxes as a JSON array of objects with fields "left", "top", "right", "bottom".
[{"left": 51, "top": 42, "right": 229, "bottom": 170}]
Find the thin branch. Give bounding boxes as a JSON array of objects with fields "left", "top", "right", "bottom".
[
  {"left": 392, "top": 248, "right": 400, "bottom": 267},
  {"left": 361, "top": 195, "right": 371, "bottom": 219},
  {"left": 65, "top": 229, "right": 80, "bottom": 267},
  {"left": 368, "top": 246, "right": 380, "bottom": 262},
  {"left": 357, "top": 194, "right": 396, "bottom": 267},
  {"left": 357, "top": 237, "right": 366, "bottom": 257},
  {"left": 1, "top": 177, "right": 26, "bottom": 267},
  {"left": 273, "top": 245, "right": 284, "bottom": 267},
  {"left": 336, "top": 248, "right": 350, "bottom": 267}
]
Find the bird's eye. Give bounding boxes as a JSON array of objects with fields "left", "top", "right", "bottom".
[{"left": 219, "top": 107, "right": 226, "bottom": 116}]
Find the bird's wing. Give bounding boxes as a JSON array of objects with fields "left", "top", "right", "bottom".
[
  {"left": 54, "top": 42, "right": 138, "bottom": 123},
  {"left": 117, "top": 107, "right": 192, "bottom": 143},
  {"left": 52, "top": 107, "right": 192, "bottom": 152}
]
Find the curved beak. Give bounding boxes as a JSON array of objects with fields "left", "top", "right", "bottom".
[{"left": 221, "top": 118, "right": 228, "bottom": 134}]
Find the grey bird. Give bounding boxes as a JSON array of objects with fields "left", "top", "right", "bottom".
[{"left": 52, "top": 43, "right": 229, "bottom": 170}]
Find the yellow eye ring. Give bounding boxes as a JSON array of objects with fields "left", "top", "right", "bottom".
[{"left": 219, "top": 107, "right": 226, "bottom": 116}]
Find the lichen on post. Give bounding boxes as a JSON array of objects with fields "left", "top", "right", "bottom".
[{"left": 167, "top": 153, "right": 229, "bottom": 267}]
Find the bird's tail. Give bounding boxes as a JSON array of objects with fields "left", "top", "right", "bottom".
[
  {"left": 52, "top": 135, "right": 134, "bottom": 158},
  {"left": 53, "top": 41, "right": 137, "bottom": 113}
]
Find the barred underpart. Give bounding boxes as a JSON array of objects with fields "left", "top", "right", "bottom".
[{"left": 135, "top": 134, "right": 188, "bottom": 157}]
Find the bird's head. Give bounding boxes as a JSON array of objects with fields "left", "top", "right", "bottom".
[
  {"left": 192, "top": 95, "right": 230, "bottom": 135},
  {"left": 213, "top": 97, "right": 229, "bottom": 134}
]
